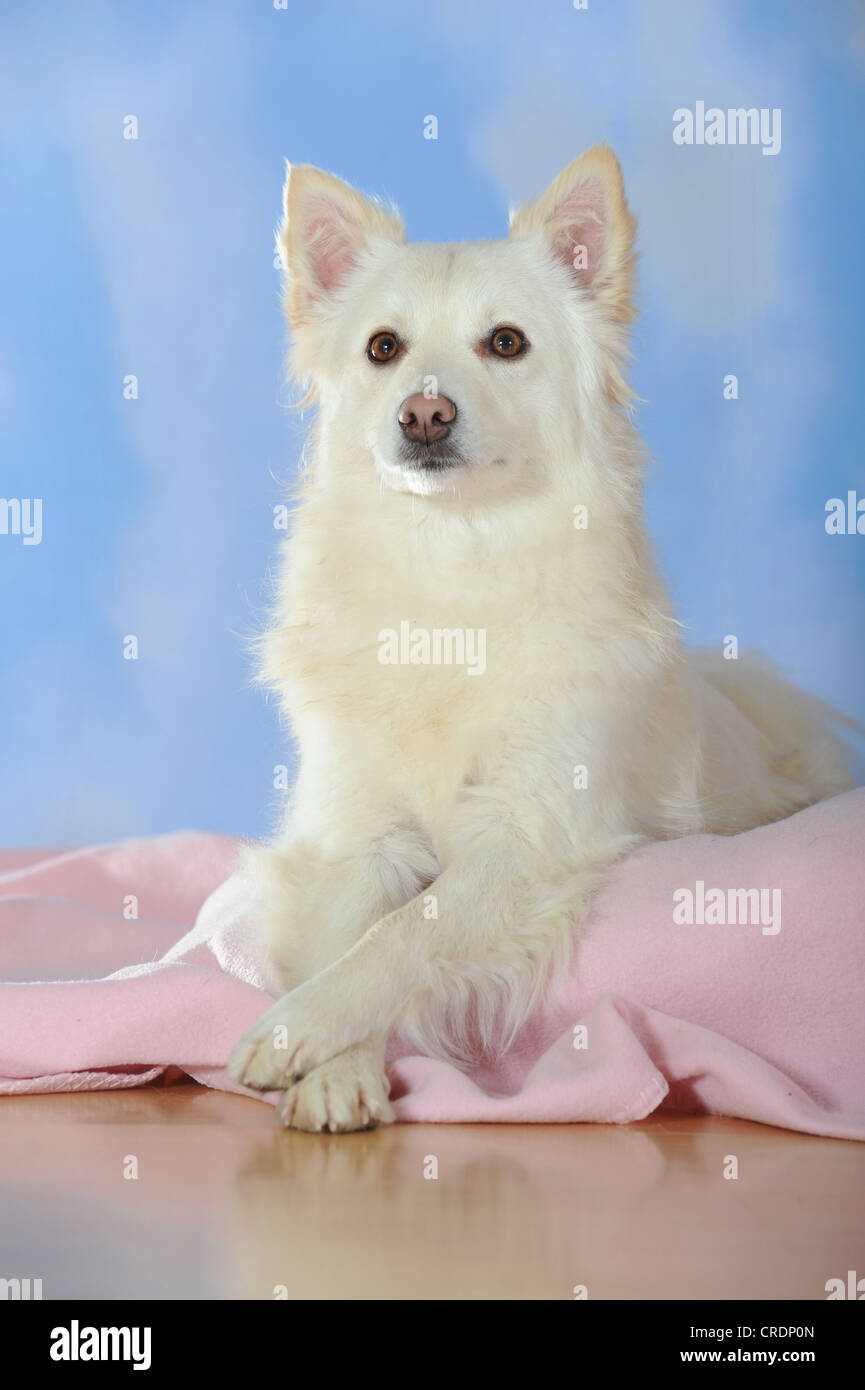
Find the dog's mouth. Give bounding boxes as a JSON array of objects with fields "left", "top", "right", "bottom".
[{"left": 397, "top": 439, "right": 466, "bottom": 472}]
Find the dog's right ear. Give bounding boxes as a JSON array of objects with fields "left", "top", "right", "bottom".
[{"left": 278, "top": 164, "right": 404, "bottom": 326}]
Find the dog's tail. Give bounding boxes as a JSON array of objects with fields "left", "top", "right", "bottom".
[{"left": 690, "top": 647, "right": 861, "bottom": 806}]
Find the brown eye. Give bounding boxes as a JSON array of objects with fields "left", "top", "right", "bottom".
[
  {"left": 367, "top": 330, "right": 401, "bottom": 363},
  {"left": 490, "top": 325, "right": 526, "bottom": 358}
]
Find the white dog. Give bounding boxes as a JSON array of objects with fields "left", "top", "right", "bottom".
[{"left": 228, "top": 145, "right": 853, "bottom": 1131}]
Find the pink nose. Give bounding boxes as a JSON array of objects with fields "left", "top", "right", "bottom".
[{"left": 397, "top": 392, "right": 457, "bottom": 444}]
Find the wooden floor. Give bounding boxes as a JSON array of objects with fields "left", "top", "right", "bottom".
[{"left": 2, "top": 1082, "right": 863, "bottom": 1300}]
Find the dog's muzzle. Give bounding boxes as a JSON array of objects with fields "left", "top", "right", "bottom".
[{"left": 397, "top": 393, "right": 462, "bottom": 470}]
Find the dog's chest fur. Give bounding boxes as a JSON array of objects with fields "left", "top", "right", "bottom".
[{"left": 262, "top": 488, "right": 667, "bottom": 826}]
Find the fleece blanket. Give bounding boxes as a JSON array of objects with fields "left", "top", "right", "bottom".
[{"left": 1, "top": 790, "right": 864, "bottom": 1138}]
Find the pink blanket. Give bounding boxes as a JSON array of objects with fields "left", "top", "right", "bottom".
[{"left": 2, "top": 791, "right": 864, "bottom": 1138}]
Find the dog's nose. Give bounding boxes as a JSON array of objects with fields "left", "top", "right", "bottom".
[{"left": 397, "top": 392, "right": 457, "bottom": 444}]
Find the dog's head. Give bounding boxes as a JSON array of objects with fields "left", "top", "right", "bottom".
[{"left": 279, "top": 147, "right": 635, "bottom": 502}]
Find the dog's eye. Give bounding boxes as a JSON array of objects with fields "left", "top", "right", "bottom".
[
  {"left": 367, "top": 331, "right": 401, "bottom": 364},
  {"left": 489, "top": 326, "right": 526, "bottom": 359}
]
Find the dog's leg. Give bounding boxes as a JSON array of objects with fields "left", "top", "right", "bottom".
[
  {"left": 230, "top": 703, "right": 651, "bottom": 1094},
  {"left": 229, "top": 818, "right": 635, "bottom": 1091},
  {"left": 247, "top": 820, "right": 437, "bottom": 991},
  {"left": 230, "top": 813, "right": 437, "bottom": 1100}
]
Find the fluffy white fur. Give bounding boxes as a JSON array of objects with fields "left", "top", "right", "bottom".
[{"left": 228, "top": 146, "right": 853, "bottom": 1131}]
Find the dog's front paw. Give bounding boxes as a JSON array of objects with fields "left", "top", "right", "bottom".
[
  {"left": 227, "top": 1015, "right": 296, "bottom": 1092},
  {"left": 277, "top": 1046, "right": 394, "bottom": 1133},
  {"left": 227, "top": 986, "right": 351, "bottom": 1092}
]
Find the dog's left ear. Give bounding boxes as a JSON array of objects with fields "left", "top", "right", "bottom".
[{"left": 509, "top": 145, "right": 635, "bottom": 322}]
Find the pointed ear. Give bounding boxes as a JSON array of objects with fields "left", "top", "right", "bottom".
[
  {"left": 278, "top": 163, "right": 404, "bottom": 325},
  {"left": 509, "top": 145, "right": 635, "bottom": 322}
]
